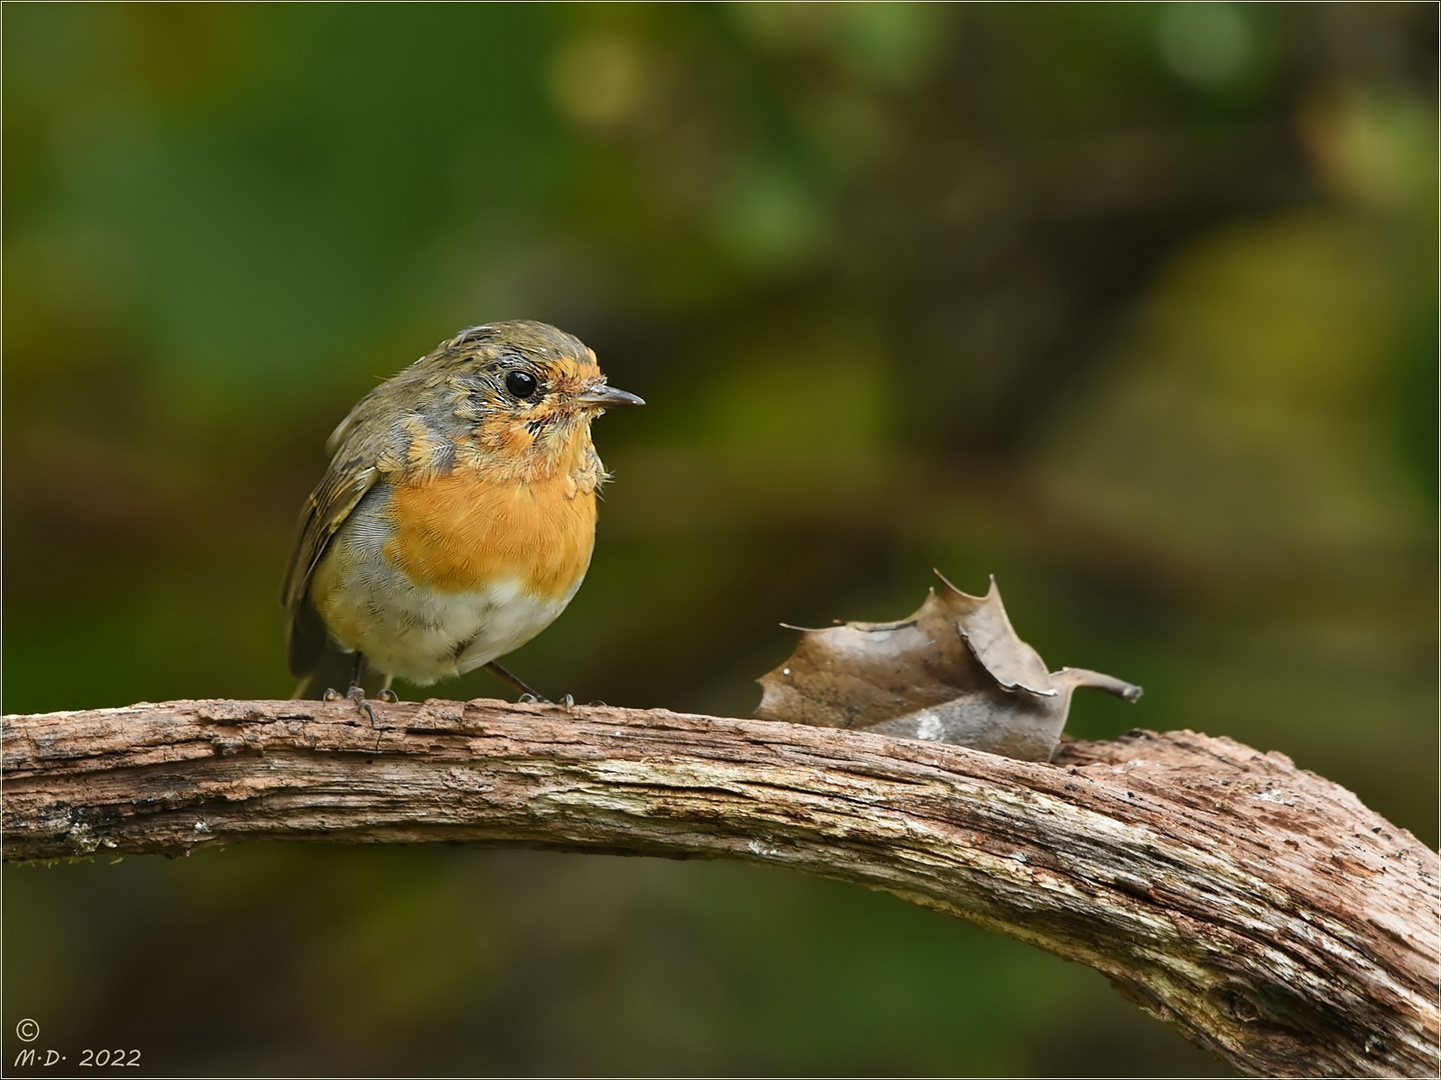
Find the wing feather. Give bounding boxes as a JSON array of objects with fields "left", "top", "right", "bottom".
[{"left": 281, "top": 389, "right": 394, "bottom": 678}]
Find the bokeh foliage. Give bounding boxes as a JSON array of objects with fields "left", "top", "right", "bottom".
[{"left": 5, "top": 4, "right": 1435, "bottom": 1075}]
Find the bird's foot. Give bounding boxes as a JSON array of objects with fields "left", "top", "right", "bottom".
[
  {"left": 324, "top": 683, "right": 381, "bottom": 727},
  {"left": 516, "top": 691, "right": 575, "bottom": 711}
]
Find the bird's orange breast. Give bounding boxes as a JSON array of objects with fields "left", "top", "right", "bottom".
[{"left": 382, "top": 465, "right": 598, "bottom": 599}]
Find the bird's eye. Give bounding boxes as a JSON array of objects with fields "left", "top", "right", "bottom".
[{"left": 505, "top": 370, "right": 539, "bottom": 400}]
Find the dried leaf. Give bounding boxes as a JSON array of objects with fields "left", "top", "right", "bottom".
[{"left": 755, "top": 574, "right": 1141, "bottom": 762}]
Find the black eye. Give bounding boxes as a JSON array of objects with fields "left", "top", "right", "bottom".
[{"left": 505, "top": 370, "right": 539, "bottom": 400}]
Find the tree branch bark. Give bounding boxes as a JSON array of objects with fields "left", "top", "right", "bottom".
[{"left": 3, "top": 697, "right": 1435, "bottom": 1077}]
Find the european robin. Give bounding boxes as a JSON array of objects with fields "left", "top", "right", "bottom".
[{"left": 282, "top": 320, "right": 643, "bottom": 705}]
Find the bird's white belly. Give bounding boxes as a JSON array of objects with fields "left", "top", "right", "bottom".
[
  {"left": 384, "top": 578, "right": 572, "bottom": 684},
  {"left": 326, "top": 573, "right": 577, "bottom": 686}
]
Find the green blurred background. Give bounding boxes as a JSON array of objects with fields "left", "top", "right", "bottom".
[{"left": 5, "top": 3, "right": 1436, "bottom": 1075}]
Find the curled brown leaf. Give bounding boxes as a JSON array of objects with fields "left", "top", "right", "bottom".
[{"left": 755, "top": 574, "right": 1141, "bottom": 762}]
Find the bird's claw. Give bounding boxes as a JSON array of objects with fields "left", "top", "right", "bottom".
[
  {"left": 323, "top": 684, "right": 380, "bottom": 727},
  {"left": 515, "top": 691, "right": 575, "bottom": 711}
]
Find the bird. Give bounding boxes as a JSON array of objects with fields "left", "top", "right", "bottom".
[{"left": 281, "top": 320, "right": 643, "bottom": 708}]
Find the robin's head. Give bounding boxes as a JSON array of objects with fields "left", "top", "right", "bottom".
[{"left": 429, "top": 321, "right": 643, "bottom": 475}]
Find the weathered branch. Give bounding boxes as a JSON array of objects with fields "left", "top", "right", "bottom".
[{"left": 2, "top": 698, "right": 1435, "bottom": 1077}]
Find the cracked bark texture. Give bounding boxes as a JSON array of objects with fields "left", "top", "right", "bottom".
[{"left": 3, "top": 697, "right": 1436, "bottom": 1077}]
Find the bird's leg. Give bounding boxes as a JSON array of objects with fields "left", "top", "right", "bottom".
[
  {"left": 486, "top": 660, "right": 548, "bottom": 702},
  {"left": 487, "top": 663, "right": 575, "bottom": 711},
  {"left": 347, "top": 651, "right": 365, "bottom": 698},
  {"left": 378, "top": 675, "right": 398, "bottom": 703},
  {"left": 323, "top": 652, "right": 380, "bottom": 725}
]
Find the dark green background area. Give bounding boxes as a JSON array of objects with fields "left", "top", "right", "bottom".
[{"left": 4, "top": 4, "right": 1435, "bottom": 1076}]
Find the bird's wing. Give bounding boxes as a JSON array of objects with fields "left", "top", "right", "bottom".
[{"left": 281, "top": 393, "right": 389, "bottom": 679}]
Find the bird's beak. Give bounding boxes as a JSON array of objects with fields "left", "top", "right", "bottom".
[{"left": 574, "top": 383, "right": 645, "bottom": 408}]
